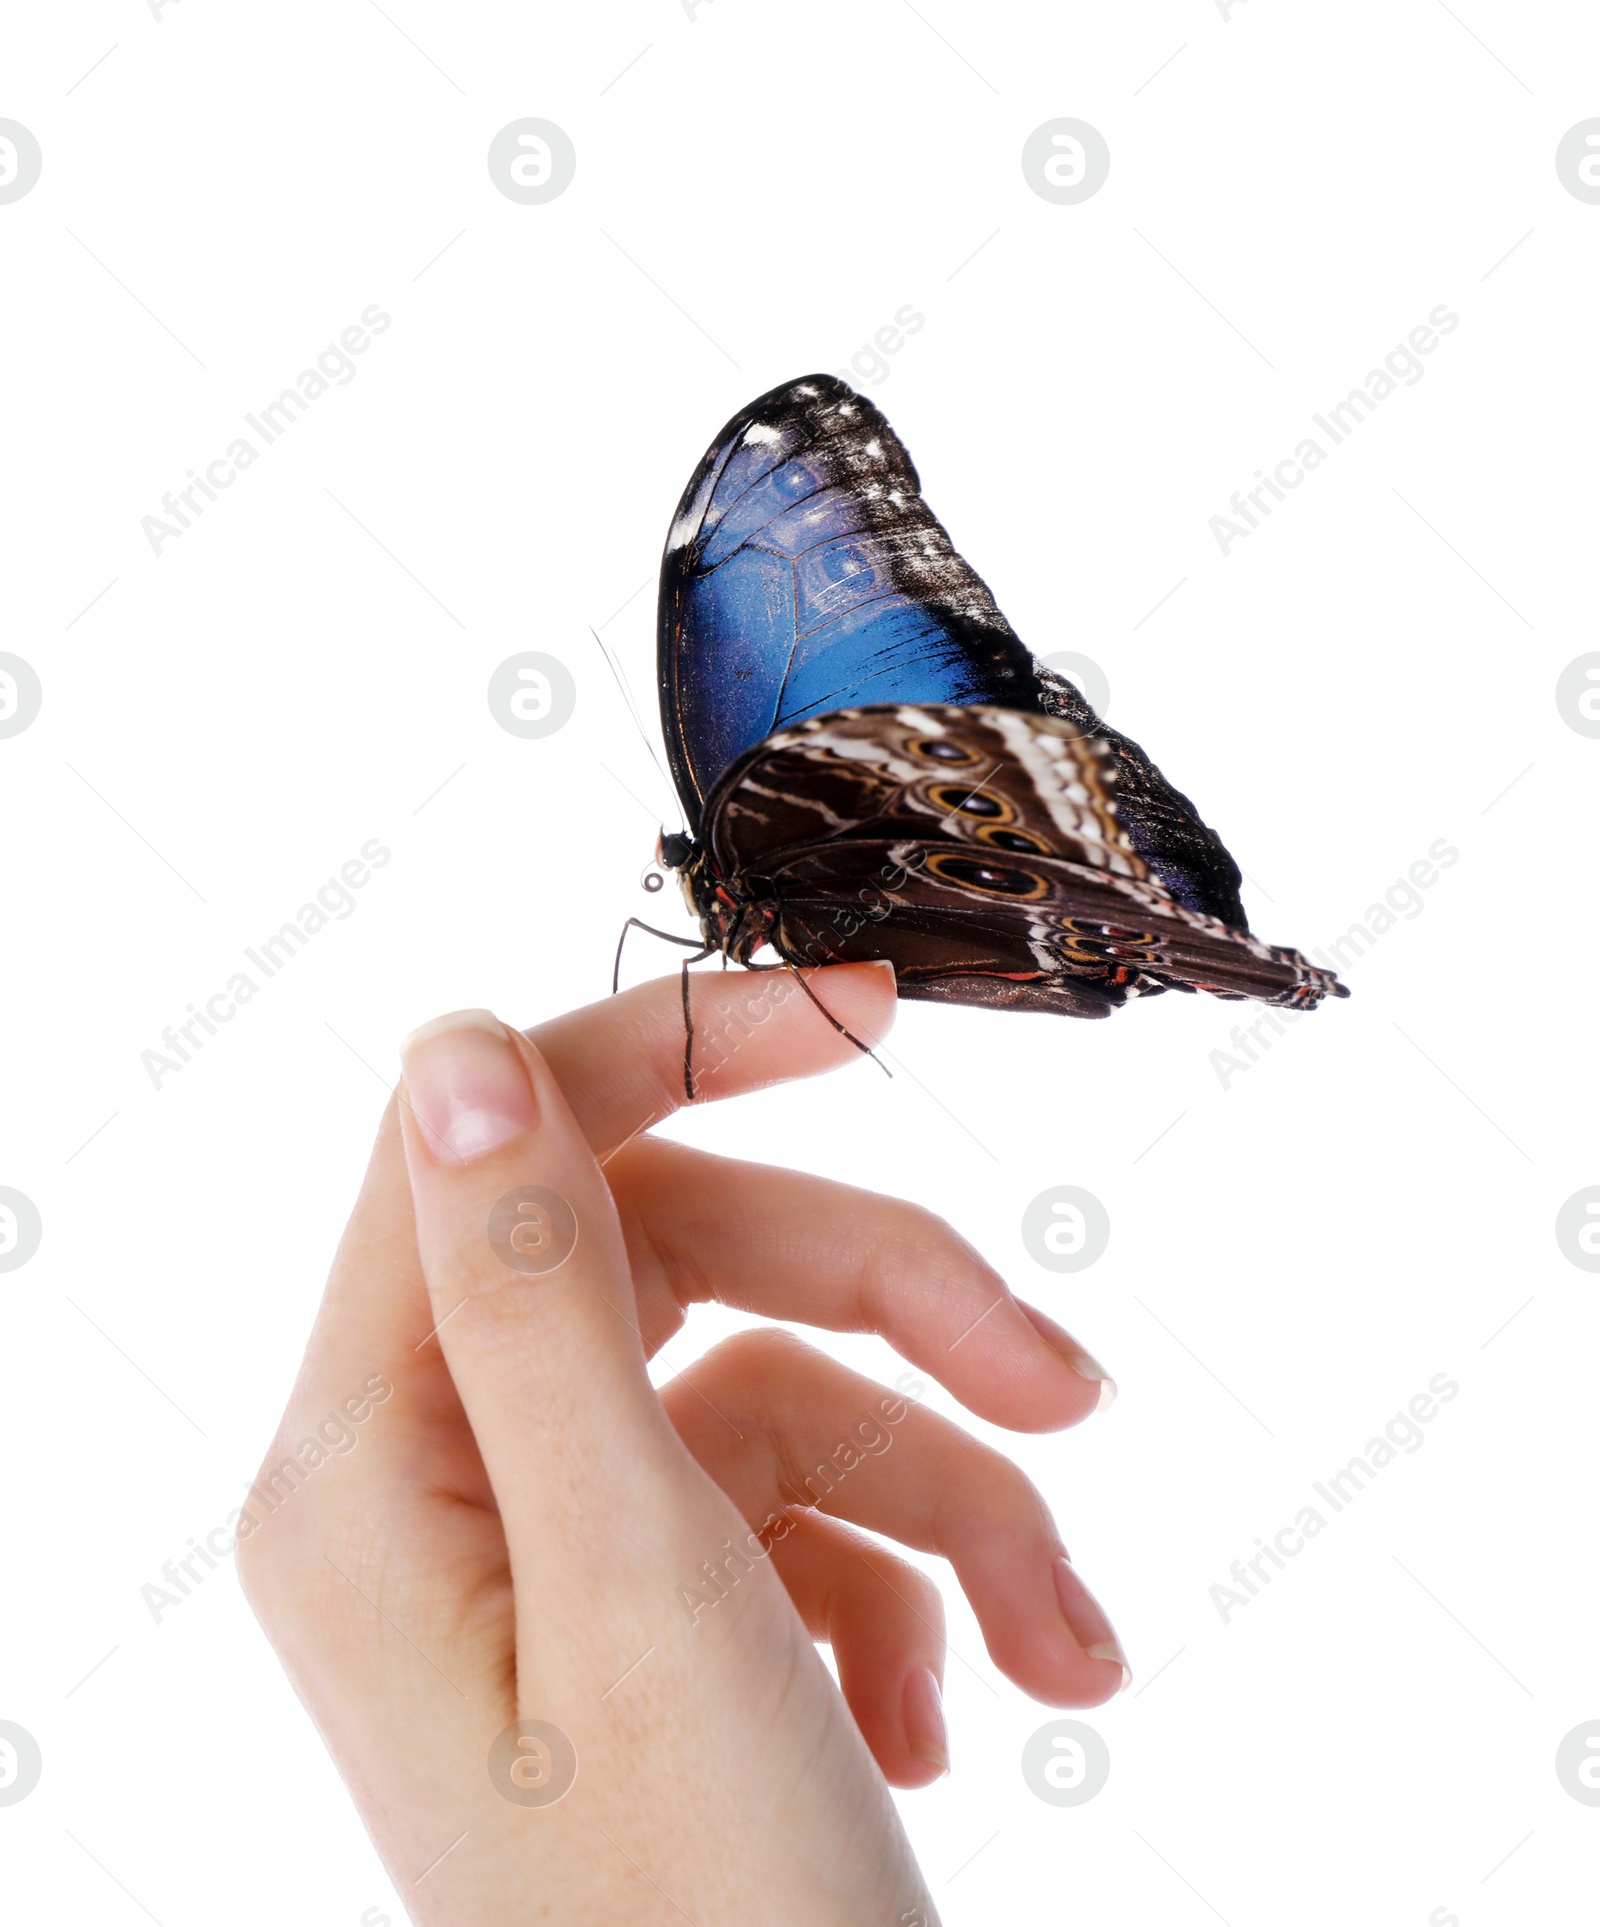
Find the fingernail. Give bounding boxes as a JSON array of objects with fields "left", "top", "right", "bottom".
[
  {"left": 400, "top": 1009, "right": 537, "bottom": 1163},
  {"left": 865, "top": 959, "right": 898, "bottom": 981},
  {"left": 1063, "top": 1341, "right": 1117, "bottom": 1412},
  {"left": 1053, "top": 1556, "right": 1131, "bottom": 1692},
  {"left": 1018, "top": 1303, "right": 1117, "bottom": 1411},
  {"left": 902, "top": 1665, "right": 949, "bottom": 1772}
]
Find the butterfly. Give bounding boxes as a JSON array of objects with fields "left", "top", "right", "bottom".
[{"left": 629, "top": 374, "right": 1346, "bottom": 1095}]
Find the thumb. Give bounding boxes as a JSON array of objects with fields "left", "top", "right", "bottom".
[{"left": 395, "top": 1009, "right": 673, "bottom": 1537}]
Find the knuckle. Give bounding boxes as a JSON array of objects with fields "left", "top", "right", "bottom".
[
  {"left": 233, "top": 1388, "right": 394, "bottom": 1620},
  {"left": 859, "top": 1541, "right": 942, "bottom": 1622},
  {"left": 698, "top": 1325, "right": 817, "bottom": 1389},
  {"left": 234, "top": 1446, "right": 330, "bottom": 1615},
  {"left": 861, "top": 1199, "right": 998, "bottom": 1305},
  {"left": 898, "top": 1564, "right": 945, "bottom": 1633},
  {"left": 983, "top": 1455, "right": 1056, "bottom": 1542}
]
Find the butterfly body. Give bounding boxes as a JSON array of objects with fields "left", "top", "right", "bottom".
[{"left": 652, "top": 373, "right": 1347, "bottom": 1035}]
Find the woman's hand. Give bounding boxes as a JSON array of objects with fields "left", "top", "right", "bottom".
[{"left": 238, "top": 964, "right": 1127, "bottom": 1924}]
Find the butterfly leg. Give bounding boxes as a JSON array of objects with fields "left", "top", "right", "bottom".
[
  {"left": 680, "top": 947, "right": 716, "bottom": 1102},
  {"left": 612, "top": 917, "right": 712, "bottom": 996},
  {"left": 778, "top": 963, "right": 893, "bottom": 1083}
]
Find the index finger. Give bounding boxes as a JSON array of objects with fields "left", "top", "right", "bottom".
[
  {"left": 528, "top": 960, "right": 899, "bottom": 1161},
  {"left": 277, "top": 962, "right": 899, "bottom": 1424}
]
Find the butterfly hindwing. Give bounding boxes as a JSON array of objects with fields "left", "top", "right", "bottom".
[{"left": 702, "top": 704, "right": 1347, "bottom": 1012}]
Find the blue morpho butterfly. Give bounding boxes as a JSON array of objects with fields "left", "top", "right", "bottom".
[{"left": 616, "top": 374, "right": 1347, "bottom": 1097}]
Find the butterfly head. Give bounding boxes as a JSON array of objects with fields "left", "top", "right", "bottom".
[
  {"left": 654, "top": 828, "right": 775, "bottom": 964},
  {"left": 656, "top": 830, "right": 696, "bottom": 871},
  {"left": 656, "top": 827, "right": 715, "bottom": 933}
]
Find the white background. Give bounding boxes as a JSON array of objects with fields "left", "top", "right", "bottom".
[{"left": 3, "top": 2, "right": 1597, "bottom": 1922}]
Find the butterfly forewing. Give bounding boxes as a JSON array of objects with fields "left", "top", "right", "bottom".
[{"left": 658, "top": 376, "right": 1043, "bottom": 829}]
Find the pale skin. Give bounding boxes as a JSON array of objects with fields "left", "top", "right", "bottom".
[{"left": 238, "top": 962, "right": 1129, "bottom": 1924}]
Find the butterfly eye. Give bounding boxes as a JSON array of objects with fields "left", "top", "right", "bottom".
[
  {"left": 979, "top": 827, "right": 1048, "bottom": 855},
  {"left": 1053, "top": 918, "right": 1158, "bottom": 966},
  {"left": 926, "top": 783, "right": 1012, "bottom": 821},
  {"left": 925, "top": 852, "right": 1049, "bottom": 901},
  {"left": 913, "top": 738, "right": 975, "bottom": 764}
]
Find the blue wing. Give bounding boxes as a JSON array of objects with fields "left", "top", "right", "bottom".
[
  {"left": 659, "top": 374, "right": 1250, "bottom": 931},
  {"left": 658, "top": 375, "right": 1039, "bottom": 830}
]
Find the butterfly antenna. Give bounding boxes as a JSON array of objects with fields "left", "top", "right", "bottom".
[
  {"left": 782, "top": 964, "right": 893, "bottom": 1081},
  {"left": 612, "top": 917, "right": 710, "bottom": 995},
  {"left": 587, "top": 625, "right": 685, "bottom": 831}
]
